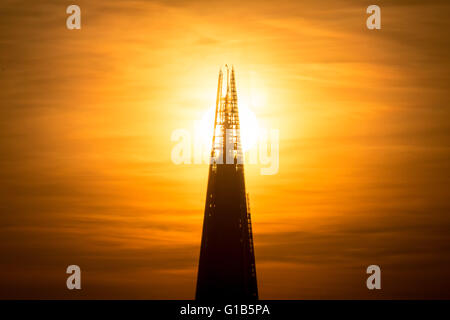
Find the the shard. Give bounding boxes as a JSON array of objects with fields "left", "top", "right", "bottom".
[{"left": 196, "top": 65, "right": 258, "bottom": 300}]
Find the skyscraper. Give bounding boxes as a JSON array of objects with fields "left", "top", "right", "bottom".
[{"left": 196, "top": 66, "right": 258, "bottom": 300}]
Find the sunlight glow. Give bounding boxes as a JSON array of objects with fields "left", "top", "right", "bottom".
[{"left": 198, "top": 104, "right": 259, "bottom": 153}]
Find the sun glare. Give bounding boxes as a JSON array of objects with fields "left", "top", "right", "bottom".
[{"left": 197, "top": 104, "right": 259, "bottom": 153}]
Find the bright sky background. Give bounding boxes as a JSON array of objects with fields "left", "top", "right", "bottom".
[{"left": 1, "top": 0, "right": 449, "bottom": 298}]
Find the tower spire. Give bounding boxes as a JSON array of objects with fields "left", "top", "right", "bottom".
[{"left": 196, "top": 66, "right": 258, "bottom": 301}]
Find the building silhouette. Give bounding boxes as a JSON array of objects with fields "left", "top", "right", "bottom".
[{"left": 196, "top": 66, "right": 258, "bottom": 300}]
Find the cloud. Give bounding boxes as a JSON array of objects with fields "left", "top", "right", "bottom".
[{"left": 1, "top": 0, "right": 450, "bottom": 299}]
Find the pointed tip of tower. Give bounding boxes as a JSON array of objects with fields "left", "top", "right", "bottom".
[{"left": 220, "top": 64, "right": 235, "bottom": 72}]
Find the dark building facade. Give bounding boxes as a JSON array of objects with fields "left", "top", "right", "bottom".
[{"left": 196, "top": 66, "right": 258, "bottom": 300}]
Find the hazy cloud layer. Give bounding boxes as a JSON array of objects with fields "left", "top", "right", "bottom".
[{"left": 1, "top": 0, "right": 449, "bottom": 298}]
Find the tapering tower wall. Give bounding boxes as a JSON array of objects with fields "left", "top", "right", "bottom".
[{"left": 196, "top": 66, "right": 258, "bottom": 300}]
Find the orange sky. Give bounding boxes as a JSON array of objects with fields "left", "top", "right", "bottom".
[{"left": 1, "top": 0, "right": 450, "bottom": 299}]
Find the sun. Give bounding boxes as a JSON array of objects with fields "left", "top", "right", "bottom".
[{"left": 197, "top": 104, "right": 259, "bottom": 153}]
